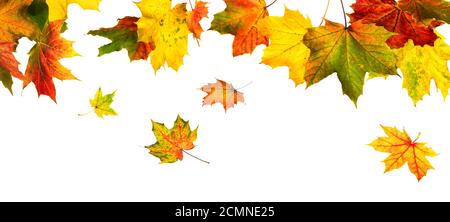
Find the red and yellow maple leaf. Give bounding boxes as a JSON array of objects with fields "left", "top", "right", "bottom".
[
  {"left": 350, "top": 0, "right": 439, "bottom": 48},
  {"left": 23, "top": 20, "right": 78, "bottom": 102},
  {"left": 210, "top": 0, "right": 269, "bottom": 56},
  {"left": 0, "top": 0, "right": 37, "bottom": 43},
  {"left": 187, "top": 1, "right": 208, "bottom": 40},
  {"left": 369, "top": 125, "right": 437, "bottom": 181},
  {"left": 0, "top": 42, "right": 23, "bottom": 92},
  {"left": 201, "top": 79, "right": 245, "bottom": 112},
  {"left": 146, "top": 115, "right": 199, "bottom": 164}
]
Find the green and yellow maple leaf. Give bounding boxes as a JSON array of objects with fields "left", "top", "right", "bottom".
[
  {"left": 146, "top": 115, "right": 199, "bottom": 164},
  {"left": 399, "top": 0, "right": 450, "bottom": 24},
  {"left": 89, "top": 88, "right": 118, "bottom": 118},
  {"left": 46, "top": 0, "right": 101, "bottom": 21},
  {"left": 303, "top": 20, "right": 398, "bottom": 104},
  {"left": 136, "top": 0, "right": 208, "bottom": 72},
  {"left": 369, "top": 125, "right": 437, "bottom": 181},
  {"left": 396, "top": 37, "right": 450, "bottom": 105},
  {"left": 210, "top": 0, "right": 269, "bottom": 57},
  {"left": 88, "top": 16, "right": 155, "bottom": 61},
  {"left": 0, "top": 0, "right": 37, "bottom": 43},
  {"left": 259, "top": 7, "right": 311, "bottom": 85}
]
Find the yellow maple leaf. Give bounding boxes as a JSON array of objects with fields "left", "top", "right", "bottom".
[
  {"left": 89, "top": 88, "right": 118, "bottom": 118},
  {"left": 135, "top": 0, "right": 189, "bottom": 72},
  {"left": 259, "top": 7, "right": 312, "bottom": 85},
  {"left": 0, "top": 0, "right": 37, "bottom": 42},
  {"left": 46, "top": 0, "right": 101, "bottom": 21},
  {"left": 369, "top": 125, "right": 437, "bottom": 181},
  {"left": 396, "top": 37, "right": 450, "bottom": 105}
]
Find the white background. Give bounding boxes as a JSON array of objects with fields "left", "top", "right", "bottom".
[{"left": 1, "top": 0, "right": 450, "bottom": 201}]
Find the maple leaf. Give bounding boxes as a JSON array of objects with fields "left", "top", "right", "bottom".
[
  {"left": 350, "top": 0, "right": 439, "bottom": 48},
  {"left": 369, "top": 125, "right": 437, "bottom": 181},
  {"left": 146, "top": 115, "right": 199, "bottom": 164},
  {"left": 88, "top": 16, "right": 155, "bottom": 61},
  {"left": 88, "top": 87, "right": 117, "bottom": 118},
  {"left": 210, "top": 0, "right": 269, "bottom": 57},
  {"left": 23, "top": 20, "right": 78, "bottom": 102},
  {"left": 46, "top": 0, "right": 101, "bottom": 22},
  {"left": 0, "top": 0, "right": 37, "bottom": 43},
  {"left": 302, "top": 20, "right": 398, "bottom": 104},
  {"left": 396, "top": 38, "right": 450, "bottom": 105},
  {"left": 399, "top": 0, "right": 450, "bottom": 24},
  {"left": 187, "top": 1, "right": 208, "bottom": 40},
  {"left": 0, "top": 42, "right": 23, "bottom": 92},
  {"left": 259, "top": 7, "right": 311, "bottom": 85},
  {"left": 136, "top": 0, "right": 208, "bottom": 72},
  {"left": 201, "top": 79, "right": 245, "bottom": 112}
]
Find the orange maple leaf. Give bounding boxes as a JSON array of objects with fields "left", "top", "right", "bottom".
[
  {"left": 23, "top": 20, "right": 78, "bottom": 102},
  {"left": 201, "top": 79, "right": 245, "bottom": 112},
  {"left": 0, "top": 42, "right": 23, "bottom": 79},
  {"left": 188, "top": 1, "right": 209, "bottom": 40},
  {"left": 369, "top": 125, "right": 437, "bottom": 181},
  {"left": 210, "top": 0, "right": 269, "bottom": 56}
]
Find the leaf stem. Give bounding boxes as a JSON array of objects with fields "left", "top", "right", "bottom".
[
  {"left": 320, "top": 0, "right": 331, "bottom": 26},
  {"left": 339, "top": 0, "right": 348, "bottom": 28},
  {"left": 183, "top": 150, "right": 210, "bottom": 164},
  {"left": 236, "top": 81, "right": 253, "bottom": 90},
  {"left": 265, "top": 0, "right": 278, "bottom": 8},
  {"left": 78, "top": 109, "right": 94, "bottom": 116},
  {"left": 413, "top": 132, "right": 421, "bottom": 143},
  {"left": 187, "top": 0, "right": 194, "bottom": 10}
]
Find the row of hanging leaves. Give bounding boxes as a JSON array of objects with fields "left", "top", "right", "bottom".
[{"left": 0, "top": 0, "right": 446, "bottom": 180}]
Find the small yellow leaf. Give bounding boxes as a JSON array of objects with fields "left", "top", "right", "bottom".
[{"left": 89, "top": 88, "right": 117, "bottom": 118}]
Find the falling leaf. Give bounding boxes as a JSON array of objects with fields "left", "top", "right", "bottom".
[
  {"left": 0, "top": 0, "right": 37, "bottom": 43},
  {"left": 146, "top": 115, "right": 199, "bottom": 164},
  {"left": 396, "top": 37, "right": 450, "bottom": 105},
  {"left": 23, "top": 20, "right": 78, "bottom": 102},
  {"left": 187, "top": 1, "right": 208, "bottom": 40},
  {"left": 399, "top": 0, "right": 450, "bottom": 24},
  {"left": 0, "top": 42, "right": 23, "bottom": 92},
  {"left": 46, "top": 0, "right": 101, "bottom": 21},
  {"left": 303, "top": 20, "right": 397, "bottom": 104},
  {"left": 89, "top": 87, "right": 117, "bottom": 118},
  {"left": 259, "top": 7, "right": 311, "bottom": 85},
  {"left": 210, "top": 0, "right": 269, "bottom": 56},
  {"left": 369, "top": 125, "right": 437, "bottom": 181},
  {"left": 136, "top": 0, "right": 208, "bottom": 71},
  {"left": 201, "top": 79, "right": 244, "bottom": 112},
  {"left": 88, "top": 16, "right": 155, "bottom": 61},
  {"left": 350, "top": 0, "right": 439, "bottom": 48}
]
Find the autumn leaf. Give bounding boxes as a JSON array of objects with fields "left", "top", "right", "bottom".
[
  {"left": 396, "top": 38, "right": 450, "bottom": 105},
  {"left": 136, "top": 0, "right": 208, "bottom": 71},
  {"left": 46, "top": 0, "right": 101, "bottom": 22},
  {"left": 146, "top": 115, "right": 203, "bottom": 164},
  {"left": 23, "top": 20, "right": 78, "bottom": 102},
  {"left": 210, "top": 0, "right": 269, "bottom": 56},
  {"left": 187, "top": 1, "right": 208, "bottom": 40},
  {"left": 88, "top": 87, "right": 117, "bottom": 118},
  {"left": 350, "top": 0, "right": 439, "bottom": 48},
  {"left": 399, "top": 0, "right": 450, "bottom": 24},
  {"left": 201, "top": 79, "right": 245, "bottom": 112},
  {"left": 88, "top": 16, "right": 155, "bottom": 61},
  {"left": 259, "top": 7, "right": 311, "bottom": 85},
  {"left": 0, "top": 0, "right": 37, "bottom": 43},
  {"left": 0, "top": 42, "right": 23, "bottom": 92},
  {"left": 369, "top": 125, "right": 437, "bottom": 181},
  {"left": 303, "top": 20, "right": 398, "bottom": 104}
]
